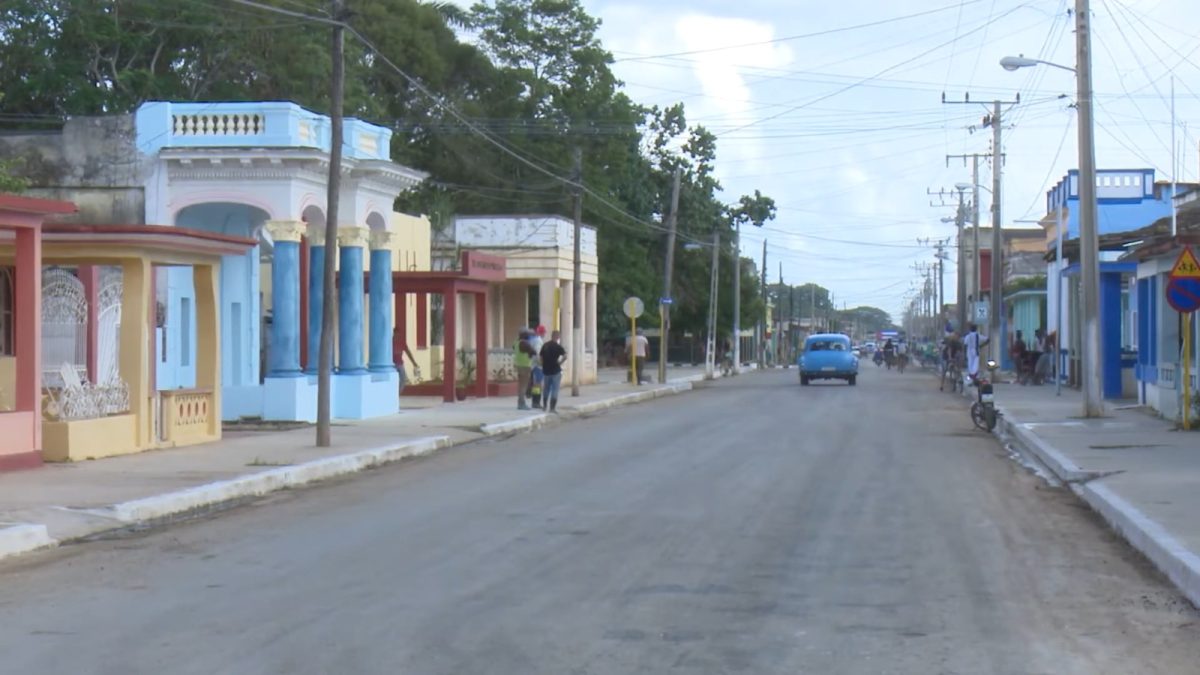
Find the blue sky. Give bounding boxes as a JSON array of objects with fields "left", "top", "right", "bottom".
[{"left": 471, "top": 1, "right": 1200, "bottom": 318}]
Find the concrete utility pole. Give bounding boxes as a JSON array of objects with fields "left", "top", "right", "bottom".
[
  {"left": 946, "top": 152, "right": 987, "bottom": 326},
  {"left": 571, "top": 147, "right": 583, "bottom": 397},
  {"left": 316, "top": 0, "right": 345, "bottom": 447},
  {"left": 705, "top": 228, "right": 720, "bottom": 379},
  {"left": 732, "top": 222, "right": 741, "bottom": 374},
  {"left": 1075, "top": 0, "right": 1104, "bottom": 416},
  {"left": 758, "top": 239, "right": 768, "bottom": 369},
  {"left": 658, "top": 167, "right": 681, "bottom": 384},
  {"left": 929, "top": 186, "right": 968, "bottom": 332},
  {"left": 984, "top": 101, "right": 1005, "bottom": 360}
]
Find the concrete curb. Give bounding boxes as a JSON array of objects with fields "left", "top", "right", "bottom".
[
  {"left": 0, "top": 523, "right": 56, "bottom": 561},
  {"left": 1076, "top": 481, "right": 1200, "bottom": 609},
  {"left": 97, "top": 435, "right": 452, "bottom": 524},
  {"left": 996, "top": 409, "right": 1096, "bottom": 483},
  {"left": 480, "top": 414, "right": 550, "bottom": 436},
  {"left": 0, "top": 373, "right": 729, "bottom": 564}
]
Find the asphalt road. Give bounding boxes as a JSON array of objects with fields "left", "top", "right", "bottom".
[{"left": 2, "top": 367, "right": 1198, "bottom": 675}]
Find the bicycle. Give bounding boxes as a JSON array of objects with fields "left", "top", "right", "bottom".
[{"left": 940, "top": 352, "right": 964, "bottom": 393}]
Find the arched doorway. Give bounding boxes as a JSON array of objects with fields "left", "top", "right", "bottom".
[{"left": 175, "top": 202, "right": 271, "bottom": 415}]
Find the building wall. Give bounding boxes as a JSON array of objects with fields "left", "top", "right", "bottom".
[{"left": 0, "top": 115, "right": 147, "bottom": 223}]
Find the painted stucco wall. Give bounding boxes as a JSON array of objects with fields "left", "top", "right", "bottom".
[
  {"left": 0, "top": 114, "right": 147, "bottom": 223},
  {"left": 0, "top": 356, "right": 13, "bottom": 411}
]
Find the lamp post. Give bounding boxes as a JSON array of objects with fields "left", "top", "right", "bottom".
[
  {"left": 957, "top": 180, "right": 1000, "bottom": 359},
  {"left": 1001, "top": 0, "right": 1103, "bottom": 417}
]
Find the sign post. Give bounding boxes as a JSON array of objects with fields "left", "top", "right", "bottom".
[
  {"left": 1166, "top": 246, "right": 1200, "bottom": 429},
  {"left": 623, "top": 297, "right": 645, "bottom": 387}
]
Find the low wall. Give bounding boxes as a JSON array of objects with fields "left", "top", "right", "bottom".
[{"left": 43, "top": 414, "right": 138, "bottom": 462}]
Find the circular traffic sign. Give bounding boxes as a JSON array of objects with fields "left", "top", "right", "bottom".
[
  {"left": 1167, "top": 277, "right": 1200, "bottom": 314},
  {"left": 623, "top": 296, "right": 645, "bottom": 319}
]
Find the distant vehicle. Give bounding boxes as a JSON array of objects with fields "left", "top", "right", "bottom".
[
  {"left": 864, "top": 341, "right": 877, "bottom": 353},
  {"left": 799, "top": 333, "right": 857, "bottom": 386}
]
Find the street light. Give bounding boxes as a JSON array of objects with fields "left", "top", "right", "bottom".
[
  {"left": 1000, "top": 0, "right": 1102, "bottom": 417},
  {"left": 1000, "top": 54, "right": 1075, "bottom": 73}
]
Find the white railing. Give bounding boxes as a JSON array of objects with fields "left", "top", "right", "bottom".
[
  {"left": 172, "top": 112, "right": 264, "bottom": 137},
  {"left": 1160, "top": 364, "right": 1177, "bottom": 390}
]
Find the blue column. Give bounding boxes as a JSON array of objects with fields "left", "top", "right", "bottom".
[
  {"left": 1100, "top": 270, "right": 1123, "bottom": 399},
  {"left": 306, "top": 241, "right": 325, "bottom": 375},
  {"left": 269, "top": 237, "right": 302, "bottom": 376},
  {"left": 338, "top": 229, "right": 367, "bottom": 374},
  {"left": 368, "top": 237, "right": 394, "bottom": 372}
]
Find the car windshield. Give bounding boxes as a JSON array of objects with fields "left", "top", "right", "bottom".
[{"left": 808, "top": 340, "right": 845, "bottom": 352}]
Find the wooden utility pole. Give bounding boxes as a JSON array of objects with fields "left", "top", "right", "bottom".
[
  {"left": 316, "top": 0, "right": 345, "bottom": 447},
  {"left": 571, "top": 147, "right": 583, "bottom": 397},
  {"left": 658, "top": 167, "right": 681, "bottom": 384}
]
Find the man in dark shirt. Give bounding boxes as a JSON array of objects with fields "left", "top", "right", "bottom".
[{"left": 539, "top": 330, "right": 568, "bottom": 413}]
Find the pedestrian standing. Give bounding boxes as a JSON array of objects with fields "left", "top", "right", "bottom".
[
  {"left": 527, "top": 325, "right": 546, "bottom": 409},
  {"left": 963, "top": 323, "right": 989, "bottom": 380},
  {"left": 539, "top": 330, "right": 567, "bottom": 413},
  {"left": 513, "top": 329, "right": 537, "bottom": 410},
  {"left": 626, "top": 328, "right": 650, "bottom": 384},
  {"left": 396, "top": 340, "right": 420, "bottom": 399}
]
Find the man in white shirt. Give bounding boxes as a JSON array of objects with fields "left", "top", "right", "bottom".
[
  {"left": 626, "top": 329, "right": 650, "bottom": 384},
  {"left": 963, "top": 323, "right": 989, "bottom": 380}
]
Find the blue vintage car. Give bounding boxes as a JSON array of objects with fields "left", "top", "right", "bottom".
[{"left": 798, "top": 333, "right": 858, "bottom": 386}]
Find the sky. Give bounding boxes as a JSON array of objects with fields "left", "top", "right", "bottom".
[
  {"left": 579, "top": 0, "right": 1200, "bottom": 320},
  {"left": 450, "top": 0, "right": 1200, "bottom": 320}
]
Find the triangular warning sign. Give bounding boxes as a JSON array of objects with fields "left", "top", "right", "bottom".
[{"left": 1170, "top": 247, "right": 1200, "bottom": 279}]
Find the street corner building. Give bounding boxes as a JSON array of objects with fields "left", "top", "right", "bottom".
[{"left": 0, "top": 100, "right": 451, "bottom": 466}]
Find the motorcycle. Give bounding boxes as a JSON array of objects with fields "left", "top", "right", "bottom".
[
  {"left": 970, "top": 359, "right": 1000, "bottom": 432},
  {"left": 873, "top": 351, "right": 884, "bottom": 368}
]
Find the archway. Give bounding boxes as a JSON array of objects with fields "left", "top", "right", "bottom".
[{"left": 175, "top": 203, "right": 271, "bottom": 414}]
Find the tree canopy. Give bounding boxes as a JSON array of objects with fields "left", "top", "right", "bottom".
[{"left": 0, "top": 0, "right": 785, "bottom": 337}]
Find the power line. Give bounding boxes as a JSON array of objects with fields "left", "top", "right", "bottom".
[
  {"left": 610, "top": 0, "right": 990, "bottom": 63},
  {"left": 714, "top": 3, "right": 1036, "bottom": 138}
]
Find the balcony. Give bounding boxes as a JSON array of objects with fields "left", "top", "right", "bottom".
[{"left": 136, "top": 101, "right": 393, "bottom": 161}]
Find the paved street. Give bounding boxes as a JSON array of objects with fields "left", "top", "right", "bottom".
[{"left": 2, "top": 368, "right": 1198, "bottom": 674}]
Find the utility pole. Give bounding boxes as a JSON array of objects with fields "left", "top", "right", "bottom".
[
  {"left": 705, "top": 227, "right": 720, "bottom": 379},
  {"left": 316, "top": 0, "right": 345, "bottom": 448},
  {"left": 983, "top": 101, "right": 1006, "bottom": 360},
  {"left": 946, "top": 152, "right": 987, "bottom": 328},
  {"left": 732, "top": 221, "right": 741, "bottom": 374},
  {"left": 945, "top": 93, "right": 1018, "bottom": 352},
  {"left": 571, "top": 147, "right": 584, "bottom": 397},
  {"left": 1075, "top": 0, "right": 1104, "bottom": 416},
  {"left": 778, "top": 261, "right": 786, "bottom": 367},
  {"left": 658, "top": 167, "right": 681, "bottom": 384},
  {"left": 929, "top": 186, "right": 968, "bottom": 332},
  {"left": 758, "top": 239, "right": 768, "bottom": 369}
]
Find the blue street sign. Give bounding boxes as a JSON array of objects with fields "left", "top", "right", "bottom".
[
  {"left": 660, "top": 297, "right": 673, "bottom": 305},
  {"left": 1167, "top": 277, "right": 1200, "bottom": 314}
]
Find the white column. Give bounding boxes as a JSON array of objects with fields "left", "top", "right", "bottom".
[
  {"left": 585, "top": 283, "right": 597, "bottom": 351},
  {"left": 538, "top": 278, "right": 557, "bottom": 331},
  {"left": 560, "top": 279, "right": 574, "bottom": 356}
]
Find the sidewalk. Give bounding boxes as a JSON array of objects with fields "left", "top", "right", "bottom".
[
  {"left": 985, "top": 379, "right": 1200, "bottom": 608},
  {"left": 0, "top": 365, "right": 732, "bottom": 562}
]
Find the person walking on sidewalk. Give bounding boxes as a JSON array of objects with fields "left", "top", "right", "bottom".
[
  {"left": 963, "top": 323, "right": 989, "bottom": 382},
  {"left": 539, "top": 330, "right": 568, "bottom": 413},
  {"left": 626, "top": 328, "right": 650, "bottom": 384},
  {"left": 513, "top": 328, "right": 537, "bottom": 410}
]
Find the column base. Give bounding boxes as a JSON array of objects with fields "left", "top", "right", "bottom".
[
  {"left": 333, "top": 370, "right": 399, "bottom": 420},
  {"left": 222, "top": 384, "right": 264, "bottom": 421},
  {"left": 263, "top": 375, "right": 319, "bottom": 423}
]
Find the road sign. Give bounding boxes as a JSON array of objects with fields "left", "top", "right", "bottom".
[
  {"left": 1167, "top": 247, "right": 1200, "bottom": 314},
  {"left": 974, "top": 301, "right": 989, "bottom": 322},
  {"left": 660, "top": 297, "right": 673, "bottom": 306},
  {"left": 623, "top": 296, "right": 645, "bottom": 319}
]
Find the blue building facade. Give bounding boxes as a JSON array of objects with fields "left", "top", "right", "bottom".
[
  {"left": 1043, "top": 169, "right": 1178, "bottom": 399},
  {"left": 135, "top": 101, "right": 427, "bottom": 421}
]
